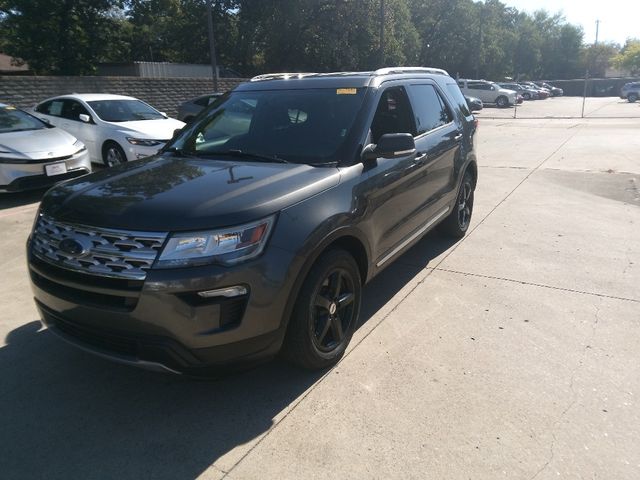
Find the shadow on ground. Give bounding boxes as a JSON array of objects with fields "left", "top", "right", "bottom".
[
  {"left": 0, "top": 188, "right": 46, "bottom": 210},
  {"left": 0, "top": 231, "right": 455, "bottom": 479}
]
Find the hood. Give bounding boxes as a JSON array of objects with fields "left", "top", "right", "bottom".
[
  {"left": 0, "top": 127, "right": 79, "bottom": 159},
  {"left": 40, "top": 155, "right": 341, "bottom": 231},
  {"left": 106, "top": 118, "right": 185, "bottom": 140}
]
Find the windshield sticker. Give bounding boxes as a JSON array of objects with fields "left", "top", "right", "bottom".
[{"left": 337, "top": 88, "right": 357, "bottom": 95}]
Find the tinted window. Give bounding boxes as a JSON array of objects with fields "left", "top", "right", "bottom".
[
  {"left": 469, "top": 83, "right": 492, "bottom": 91},
  {"left": 193, "top": 97, "right": 210, "bottom": 107},
  {"left": 370, "top": 87, "right": 416, "bottom": 143},
  {"left": 38, "top": 99, "right": 65, "bottom": 117},
  {"left": 445, "top": 83, "right": 471, "bottom": 117},
  {"left": 410, "top": 84, "right": 453, "bottom": 135},
  {"left": 174, "top": 88, "right": 366, "bottom": 164},
  {"left": 61, "top": 100, "right": 90, "bottom": 121}
]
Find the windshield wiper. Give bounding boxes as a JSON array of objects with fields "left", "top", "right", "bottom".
[{"left": 206, "top": 149, "right": 291, "bottom": 164}]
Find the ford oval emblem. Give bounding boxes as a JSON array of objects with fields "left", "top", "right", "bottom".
[{"left": 59, "top": 236, "right": 92, "bottom": 257}]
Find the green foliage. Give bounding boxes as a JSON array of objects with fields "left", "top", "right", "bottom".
[
  {"left": 613, "top": 39, "right": 640, "bottom": 75},
  {"left": 0, "top": 0, "right": 128, "bottom": 74},
  {"left": 0, "top": 0, "right": 616, "bottom": 80}
]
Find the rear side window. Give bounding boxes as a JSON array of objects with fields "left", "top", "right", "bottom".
[
  {"left": 445, "top": 83, "right": 471, "bottom": 117},
  {"left": 193, "top": 97, "right": 210, "bottom": 107},
  {"left": 409, "top": 84, "right": 453, "bottom": 135},
  {"left": 37, "top": 100, "right": 64, "bottom": 117}
]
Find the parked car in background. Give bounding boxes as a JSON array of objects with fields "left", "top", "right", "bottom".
[
  {"left": 498, "top": 82, "right": 539, "bottom": 100},
  {"left": 519, "top": 82, "right": 549, "bottom": 99},
  {"left": 457, "top": 79, "right": 517, "bottom": 107},
  {"left": 465, "top": 95, "right": 483, "bottom": 112},
  {"left": 177, "top": 93, "right": 223, "bottom": 123},
  {"left": 0, "top": 103, "right": 90, "bottom": 193},
  {"left": 620, "top": 82, "right": 640, "bottom": 103},
  {"left": 28, "top": 67, "right": 479, "bottom": 374},
  {"left": 34, "top": 94, "right": 185, "bottom": 167},
  {"left": 534, "top": 82, "right": 563, "bottom": 97}
]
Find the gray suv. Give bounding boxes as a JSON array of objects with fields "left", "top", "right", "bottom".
[
  {"left": 27, "top": 67, "right": 478, "bottom": 375},
  {"left": 620, "top": 82, "right": 640, "bottom": 103}
]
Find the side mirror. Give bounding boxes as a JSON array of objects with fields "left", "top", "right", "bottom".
[
  {"left": 159, "top": 111, "right": 168, "bottom": 118},
  {"left": 362, "top": 133, "right": 416, "bottom": 161},
  {"left": 79, "top": 113, "right": 91, "bottom": 123}
]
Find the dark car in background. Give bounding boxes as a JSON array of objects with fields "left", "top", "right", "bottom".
[
  {"left": 534, "top": 82, "right": 563, "bottom": 97},
  {"left": 620, "top": 82, "right": 640, "bottom": 103},
  {"left": 498, "top": 82, "right": 539, "bottom": 100},
  {"left": 465, "top": 95, "right": 483, "bottom": 112},
  {"left": 177, "top": 93, "right": 224, "bottom": 123},
  {"left": 27, "top": 67, "right": 478, "bottom": 375}
]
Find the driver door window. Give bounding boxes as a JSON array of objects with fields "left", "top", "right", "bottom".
[{"left": 370, "top": 87, "right": 416, "bottom": 144}]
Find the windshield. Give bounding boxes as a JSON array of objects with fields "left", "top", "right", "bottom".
[
  {"left": 88, "top": 99, "right": 165, "bottom": 122},
  {"left": 0, "top": 106, "right": 47, "bottom": 133},
  {"left": 171, "top": 88, "right": 367, "bottom": 165}
]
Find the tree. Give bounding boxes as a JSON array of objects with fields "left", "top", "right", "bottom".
[
  {"left": 612, "top": 39, "right": 640, "bottom": 75},
  {"left": 0, "top": 0, "right": 127, "bottom": 74}
]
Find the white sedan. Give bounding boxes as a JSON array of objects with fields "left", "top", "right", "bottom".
[{"left": 33, "top": 94, "right": 185, "bottom": 167}]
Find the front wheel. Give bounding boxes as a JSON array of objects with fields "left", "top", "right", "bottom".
[
  {"left": 628, "top": 93, "right": 638, "bottom": 103},
  {"left": 282, "top": 249, "right": 362, "bottom": 370},
  {"left": 496, "top": 96, "right": 509, "bottom": 108},
  {"left": 102, "top": 142, "right": 127, "bottom": 167},
  {"left": 438, "top": 170, "right": 475, "bottom": 239}
]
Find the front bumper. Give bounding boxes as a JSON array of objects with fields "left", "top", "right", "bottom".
[
  {"left": 0, "top": 149, "right": 91, "bottom": 193},
  {"left": 28, "top": 242, "right": 300, "bottom": 375},
  {"left": 124, "top": 143, "right": 166, "bottom": 161}
]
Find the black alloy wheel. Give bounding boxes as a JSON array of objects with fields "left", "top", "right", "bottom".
[
  {"left": 496, "top": 96, "right": 509, "bottom": 108},
  {"left": 282, "top": 249, "right": 362, "bottom": 370},
  {"left": 438, "top": 170, "right": 475, "bottom": 239},
  {"left": 310, "top": 268, "right": 356, "bottom": 353}
]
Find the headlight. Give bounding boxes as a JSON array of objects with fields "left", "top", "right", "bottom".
[
  {"left": 73, "top": 140, "right": 87, "bottom": 153},
  {"left": 156, "top": 215, "right": 276, "bottom": 268},
  {"left": 126, "top": 137, "right": 164, "bottom": 147}
]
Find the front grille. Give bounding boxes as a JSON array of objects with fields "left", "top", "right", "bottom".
[{"left": 31, "top": 215, "right": 167, "bottom": 280}]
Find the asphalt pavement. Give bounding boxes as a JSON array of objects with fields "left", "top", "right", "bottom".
[{"left": 0, "top": 97, "right": 638, "bottom": 479}]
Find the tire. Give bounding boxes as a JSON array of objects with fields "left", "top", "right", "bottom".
[
  {"left": 438, "top": 170, "right": 475, "bottom": 239},
  {"left": 628, "top": 93, "right": 638, "bottom": 103},
  {"left": 523, "top": 93, "right": 531, "bottom": 100},
  {"left": 496, "top": 95, "right": 509, "bottom": 108},
  {"left": 282, "top": 249, "right": 362, "bottom": 370},
  {"left": 102, "top": 142, "right": 127, "bottom": 167}
]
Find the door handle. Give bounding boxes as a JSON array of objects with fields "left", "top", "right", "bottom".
[
  {"left": 453, "top": 133, "right": 463, "bottom": 141},
  {"left": 414, "top": 152, "right": 428, "bottom": 164}
]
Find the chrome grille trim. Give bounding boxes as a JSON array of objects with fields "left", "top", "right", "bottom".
[{"left": 31, "top": 215, "right": 167, "bottom": 280}]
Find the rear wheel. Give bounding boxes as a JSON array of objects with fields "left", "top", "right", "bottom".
[
  {"left": 628, "top": 93, "right": 638, "bottom": 103},
  {"left": 439, "top": 170, "right": 475, "bottom": 238},
  {"left": 102, "top": 142, "right": 127, "bottom": 167},
  {"left": 282, "top": 249, "right": 362, "bottom": 370},
  {"left": 496, "top": 95, "right": 509, "bottom": 108},
  {"left": 523, "top": 92, "right": 531, "bottom": 100}
]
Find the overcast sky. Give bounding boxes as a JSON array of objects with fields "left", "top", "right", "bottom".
[{"left": 501, "top": 0, "right": 639, "bottom": 45}]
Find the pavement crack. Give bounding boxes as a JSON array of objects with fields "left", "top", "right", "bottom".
[
  {"left": 432, "top": 268, "right": 640, "bottom": 303},
  {"left": 527, "top": 305, "right": 601, "bottom": 480}
]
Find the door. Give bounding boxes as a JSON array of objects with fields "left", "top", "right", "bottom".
[
  {"left": 35, "top": 99, "right": 66, "bottom": 128},
  {"left": 363, "top": 86, "right": 432, "bottom": 265},
  {"left": 407, "top": 83, "right": 460, "bottom": 206},
  {"left": 60, "top": 100, "right": 99, "bottom": 161}
]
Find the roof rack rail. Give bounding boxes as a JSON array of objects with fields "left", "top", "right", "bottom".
[
  {"left": 250, "top": 72, "right": 316, "bottom": 82},
  {"left": 374, "top": 66, "right": 449, "bottom": 76}
]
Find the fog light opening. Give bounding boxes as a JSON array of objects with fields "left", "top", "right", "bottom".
[{"left": 197, "top": 286, "right": 248, "bottom": 298}]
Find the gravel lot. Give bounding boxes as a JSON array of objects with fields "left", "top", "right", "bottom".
[{"left": 1, "top": 97, "right": 639, "bottom": 479}]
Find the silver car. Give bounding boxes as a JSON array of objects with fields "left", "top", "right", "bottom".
[{"left": 0, "top": 103, "right": 91, "bottom": 193}]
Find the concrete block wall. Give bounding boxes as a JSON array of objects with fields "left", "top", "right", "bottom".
[{"left": 0, "top": 76, "right": 246, "bottom": 117}]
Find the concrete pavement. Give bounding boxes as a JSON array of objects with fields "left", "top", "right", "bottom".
[{"left": 0, "top": 101, "right": 638, "bottom": 479}]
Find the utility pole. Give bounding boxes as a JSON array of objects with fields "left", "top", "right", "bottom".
[
  {"left": 379, "top": 0, "right": 385, "bottom": 67},
  {"left": 207, "top": 0, "right": 219, "bottom": 92},
  {"left": 595, "top": 19, "right": 600, "bottom": 46}
]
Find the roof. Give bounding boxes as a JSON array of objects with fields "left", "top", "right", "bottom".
[
  {"left": 53, "top": 93, "right": 138, "bottom": 102},
  {"left": 238, "top": 67, "right": 452, "bottom": 91}
]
